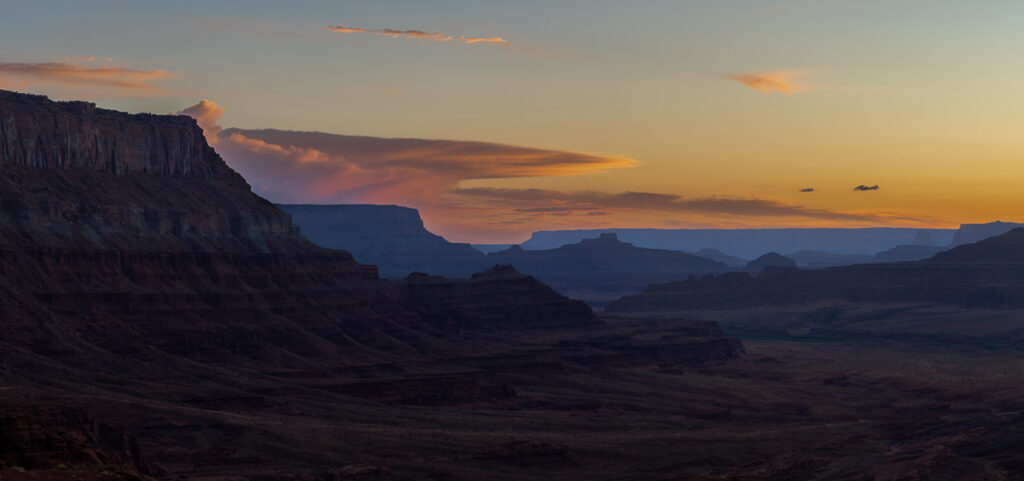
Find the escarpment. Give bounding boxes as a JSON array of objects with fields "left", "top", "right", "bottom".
[{"left": 0, "top": 90, "right": 235, "bottom": 179}]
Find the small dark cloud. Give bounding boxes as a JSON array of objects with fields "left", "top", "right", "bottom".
[
  {"left": 853, "top": 185, "right": 880, "bottom": 191},
  {"left": 799, "top": 187, "right": 815, "bottom": 193}
]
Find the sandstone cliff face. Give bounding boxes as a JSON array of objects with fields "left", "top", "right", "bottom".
[
  {"left": 0, "top": 91, "right": 299, "bottom": 250},
  {"left": 0, "top": 91, "right": 236, "bottom": 179}
]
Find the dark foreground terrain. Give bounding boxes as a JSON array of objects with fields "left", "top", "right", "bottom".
[{"left": 7, "top": 325, "right": 1024, "bottom": 481}]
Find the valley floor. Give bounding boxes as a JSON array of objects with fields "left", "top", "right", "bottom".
[{"left": 5, "top": 319, "right": 1024, "bottom": 480}]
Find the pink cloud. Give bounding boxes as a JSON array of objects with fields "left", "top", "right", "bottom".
[
  {"left": 0, "top": 61, "right": 168, "bottom": 92},
  {"left": 726, "top": 70, "right": 807, "bottom": 94}
]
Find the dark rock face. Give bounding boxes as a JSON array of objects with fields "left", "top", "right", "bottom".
[
  {"left": 391, "top": 265, "right": 598, "bottom": 330},
  {"left": 0, "top": 90, "right": 236, "bottom": 179},
  {"left": 278, "top": 204, "right": 485, "bottom": 278},
  {"left": 484, "top": 233, "right": 728, "bottom": 305},
  {"left": 607, "top": 228, "right": 1024, "bottom": 313}
]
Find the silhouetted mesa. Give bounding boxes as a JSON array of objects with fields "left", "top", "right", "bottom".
[
  {"left": 952, "top": 220, "right": 1024, "bottom": 246},
  {"left": 279, "top": 203, "right": 485, "bottom": 278},
  {"left": 484, "top": 232, "right": 729, "bottom": 305},
  {"left": 607, "top": 228, "right": 1024, "bottom": 313}
]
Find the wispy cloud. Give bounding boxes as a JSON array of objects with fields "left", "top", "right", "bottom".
[
  {"left": 726, "top": 70, "right": 807, "bottom": 94},
  {"left": 452, "top": 187, "right": 908, "bottom": 224},
  {"left": 325, "top": 24, "right": 507, "bottom": 45},
  {"left": 853, "top": 184, "right": 880, "bottom": 191},
  {"left": 0, "top": 61, "right": 169, "bottom": 92}
]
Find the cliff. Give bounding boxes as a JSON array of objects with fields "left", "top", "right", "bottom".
[
  {"left": 278, "top": 204, "right": 485, "bottom": 278},
  {"left": 0, "top": 90, "right": 237, "bottom": 179}
]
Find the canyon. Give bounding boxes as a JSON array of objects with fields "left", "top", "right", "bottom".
[{"left": 5, "top": 90, "right": 1024, "bottom": 481}]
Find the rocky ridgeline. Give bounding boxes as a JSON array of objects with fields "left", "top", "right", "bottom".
[
  {"left": 0, "top": 90, "right": 235, "bottom": 179},
  {"left": 608, "top": 228, "right": 1024, "bottom": 313}
]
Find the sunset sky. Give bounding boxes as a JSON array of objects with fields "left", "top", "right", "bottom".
[{"left": 3, "top": 0, "right": 1023, "bottom": 243}]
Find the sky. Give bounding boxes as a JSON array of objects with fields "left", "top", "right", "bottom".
[{"left": 2, "top": 0, "right": 1024, "bottom": 243}]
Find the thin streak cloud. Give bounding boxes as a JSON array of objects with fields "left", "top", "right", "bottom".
[
  {"left": 452, "top": 187, "right": 909, "bottom": 223},
  {"left": 726, "top": 70, "right": 806, "bottom": 94},
  {"left": 0, "top": 61, "right": 168, "bottom": 91},
  {"left": 325, "top": 24, "right": 507, "bottom": 45}
]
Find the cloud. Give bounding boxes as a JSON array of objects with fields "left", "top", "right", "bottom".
[
  {"left": 853, "top": 184, "right": 880, "bottom": 191},
  {"left": 0, "top": 61, "right": 168, "bottom": 92},
  {"left": 325, "top": 24, "right": 507, "bottom": 45},
  {"left": 174, "top": 100, "right": 224, "bottom": 139},
  {"left": 799, "top": 187, "right": 815, "bottom": 192},
  {"left": 726, "top": 70, "right": 806, "bottom": 94},
  {"left": 452, "top": 187, "right": 905, "bottom": 223},
  {"left": 176, "top": 100, "right": 634, "bottom": 207}
]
